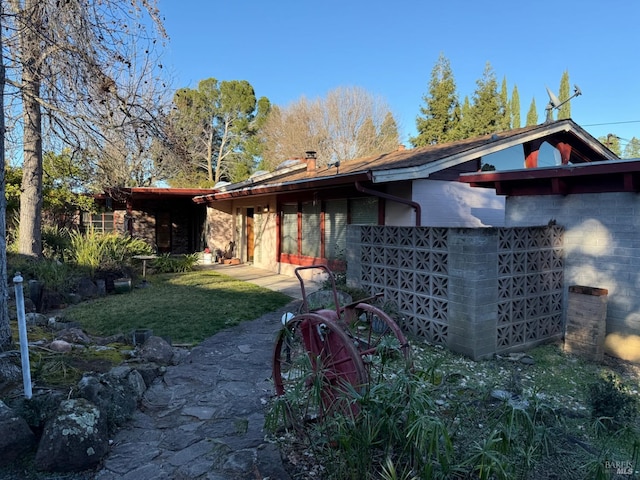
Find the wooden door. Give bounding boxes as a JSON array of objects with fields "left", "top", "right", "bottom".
[{"left": 246, "top": 208, "right": 254, "bottom": 262}]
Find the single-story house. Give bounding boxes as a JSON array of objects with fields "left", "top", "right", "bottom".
[
  {"left": 193, "top": 119, "right": 617, "bottom": 277},
  {"left": 92, "top": 187, "right": 214, "bottom": 254},
  {"left": 460, "top": 158, "right": 640, "bottom": 362}
]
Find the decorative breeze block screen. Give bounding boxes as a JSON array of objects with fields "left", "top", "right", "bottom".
[
  {"left": 359, "top": 226, "right": 449, "bottom": 345},
  {"left": 496, "top": 226, "right": 564, "bottom": 350}
]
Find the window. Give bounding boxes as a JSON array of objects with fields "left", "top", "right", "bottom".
[
  {"left": 325, "top": 199, "right": 347, "bottom": 260},
  {"left": 279, "top": 197, "right": 378, "bottom": 264},
  {"left": 301, "top": 202, "right": 320, "bottom": 257},
  {"left": 281, "top": 204, "right": 298, "bottom": 255},
  {"left": 350, "top": 197, "right": 378, "bottom": 225},
  {"left": 82, "top": 212, "right": 114, "bottom": 233}
]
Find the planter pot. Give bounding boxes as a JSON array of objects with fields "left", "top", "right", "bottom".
[
  {"left": 133, "top": 329, "right": 153, "bottom": 345},
  {"left": 203, "top": 252, "right": 213, "bottom": 265},
  {"left": 113, "top": 278, "right": 132, "bottom": 294}
]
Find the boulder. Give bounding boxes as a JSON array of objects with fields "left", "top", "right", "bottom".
[
  {"left": 133, "top": 363, "right": 164, "bottom": 388},
  {"left": 0, "top": 400, "right": 36, "bottom": 466},
  {"left": 93, "top": 333, "right": 128, "bottom": 346},
  {"left": 77, "top": 372, "right": 137, "bottom": 430},
  {"left": 34, "top": 398, "right": 108, "bottom": 472},
  {"left": 0, "top": 357, "right": 21, "bottom": 393},
  {"left": 139, "top": 336, "right": 174, "bottom": 365},
  {"left": 108, "top": 366, "right": 147, "bottom": 403},
  {"left": 76, "top": 277, "right": 98, "bottom": 300},
  {"left": 49, "top": 339, "right": 72, "bottom": 353},
  {"left": 25, "top": 312, "right": 48, "bottom": 326},
  {"left": 56, "top": 327, "right": 92, "bottom": 345}
]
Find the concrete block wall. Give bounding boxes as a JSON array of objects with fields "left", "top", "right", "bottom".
[
  {"left": 507, "top": 193, "right": 640, "bottom": 362},
  {"left": 347, "top": 225, "right": 562, "bottom": 360},
  {"left": 447, "top": 228, "right": 499, "bottom": 359}
]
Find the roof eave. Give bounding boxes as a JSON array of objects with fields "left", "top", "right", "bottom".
[{"left": 193, "top": 171, "right": 372, "bottom": 203}]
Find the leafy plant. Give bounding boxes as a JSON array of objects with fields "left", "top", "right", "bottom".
[
  {"left": 588, "top": 373, "right": 638, "bottom": 430},
  {"left": 67, "top": 229, "right": 153, "bottom": 277},
  {"left": 151, "top": 253, "right": 200, "bottom": 273},
  {"left": 68, "top": 228, "right": 105, "bottom": 277},
  {"left": 42, "top": 224, "right": 71, "bottom": 261}
]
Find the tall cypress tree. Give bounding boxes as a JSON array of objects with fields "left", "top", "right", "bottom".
[
  {"left": 411, "top": 53, "right": 459, "bottom": 146},
  {"left": 558, "top": 70, "right": 571, "bottom": 120},
  {"left": 526, "top": 98, "right": 538, "bottom": 126},
  {"left": 469, "top": 62, "right": 500, "bottom": 136},
  {"left": 623, "top": 137, "right": 640, "bottom": 158},
  {"left": 456, "top": 96, "right": 474, "bottom": 139},
  {"left": 499, "top": 76, "right": 511, "bottom": 131},
  {"left": 511, "top": 85, "right": 521, "bottom": 128}
]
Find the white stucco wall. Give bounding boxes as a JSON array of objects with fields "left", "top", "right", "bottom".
[
  {"left": 413, "top": 179, "right": 505, "bottom": 227},
  {"left": 506, "top": 193, "right": 640, "bottom": 362}
]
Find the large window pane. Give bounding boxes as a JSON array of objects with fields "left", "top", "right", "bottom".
[
  {"left": 281, "top": 204, "right": 298, "bottom": 255},
  {"left": 301, "top": 202, "right": 320, "bottom": 257},
  {"left": 350, "top": 198, "right": 378, "bottom": 225},
  {"left": 325, "top": 199, "right": 347, "bottom": 260},
  {"left": 82, "top": 212, "right": 114, "bottom": 233}
]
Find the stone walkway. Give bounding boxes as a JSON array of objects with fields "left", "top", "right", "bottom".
[{"left": 93, "top": 265, "right": 320, "bottom": 480}]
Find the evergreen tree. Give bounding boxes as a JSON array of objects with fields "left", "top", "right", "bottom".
[
  {"left": 469, "top": 62, "right": 500, "bottom": 136},
  {"left": 378, "top": 112, "right": 400, "bottom": 151},
  {"left": 526, "top": 98, "right": 538, "bottom": 126},
  {"left": 456, "top": 96, "right": 474, "bottom": 139},
  {"left": 411, "top": 53, "right": 459, "bottom": 146},
  {"left": 623, "top": 137, "right": 640, "bottom": 158},
  {"left": 499, "top": 76, "right": 511, "bottom": 131},
  {"left": 511, "top": 86, "right": 521, "bottom": 129},
  {"left": 558, "top": 70, "right": 571, "bottom": 119}
]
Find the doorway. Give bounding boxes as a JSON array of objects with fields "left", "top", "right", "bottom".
[{"left": 246, "top": 208, "right": 254, "bottom": 262}]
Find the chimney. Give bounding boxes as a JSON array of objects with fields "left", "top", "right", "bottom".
[
  {"left": 305, "top": 151, "right": 317, "bottom": 171},
  {"left": 397, "top": 144, "right": 405, "bottom": 151}
]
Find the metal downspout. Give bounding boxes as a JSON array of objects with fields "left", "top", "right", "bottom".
[{"left": 355, "top": 181, "right": 422, "bottom": 227}]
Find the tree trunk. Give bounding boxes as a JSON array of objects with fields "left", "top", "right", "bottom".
[
  {"left": 17, "top": 0, "right": 43, "bottom": 258},
  {"left": 0, "top": 4, "right": 13, "bottom": 351}
]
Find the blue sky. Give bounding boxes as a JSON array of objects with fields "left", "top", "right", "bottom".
[{"left": 156, "top": 0, "right": 640, "bottom": 153}]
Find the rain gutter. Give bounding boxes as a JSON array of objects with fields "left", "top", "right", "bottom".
[{"left": 355, "top": 181, "right": 422, "bottom": 226}]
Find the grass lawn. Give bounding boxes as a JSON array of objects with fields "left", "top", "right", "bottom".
[{"left": 61, "top": 269, "right": 293, "bottom": 344}]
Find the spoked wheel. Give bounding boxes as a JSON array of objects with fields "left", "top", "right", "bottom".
[
  {"left": 343, "top": 303, "right": 412, "bottom": 383},
  {"left": 272, "top": 313, "right": 367, "bottom": 430}
]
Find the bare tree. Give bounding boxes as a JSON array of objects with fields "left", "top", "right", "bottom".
[
  {"left": 260, "top": 86, "right": 399, "bottom": 170},
  {"left": 0, "top": 2, "right": 11, "bottom": 351},
  {"left": 4, "top": 0, "right": 168, "bottom": 257}
]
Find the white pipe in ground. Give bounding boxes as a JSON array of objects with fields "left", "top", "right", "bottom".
[{"left": 13, "top": 273, "right": 32, "bottom": 399}]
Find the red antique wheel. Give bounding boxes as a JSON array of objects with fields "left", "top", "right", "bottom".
[
  {"left": 343, "top": 303, "right": 412, "bottom": 383},
  {"left": 272, "top": 313, "right": 367, "bottom": 428}
]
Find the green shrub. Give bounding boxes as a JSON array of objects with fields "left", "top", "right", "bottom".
[
  {"left": 99, "top": 232, "right": 153, "bottom": 270},
  {"left": 42, "top": 225, "right": 71, "bottom": 261},
  {"left": 152, "top": 253, "right": 200, "bottom": 273},
  {"left": 6, "top": 255, "right": 72, "bottom": 294},
  {"left": 68, "top": 228, "right": 105, "bottom": 277},
  {"left": 588, "top": 373, "right": 638, "bottom": 429},
  {"left": 30, "top": 258, "right": 73, "bottom": 294},
  {"left": 67, "top": 229, "right": 153, "bottom": 277}
]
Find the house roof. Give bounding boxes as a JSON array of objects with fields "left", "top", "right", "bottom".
[
  {"left": 100, "top": 187, "right": 216, "bottom": 201},
  {"left": 193, "top": 119, "right": 617, "bottom": 203},
  {"left": 460, "top": 157, "right": 640, "bottom": 196}
]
